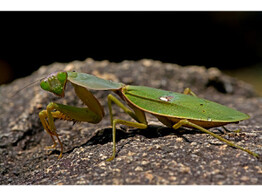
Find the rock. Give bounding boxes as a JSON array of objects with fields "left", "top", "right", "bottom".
[{"left": 0, "top": 58, "right": 261, "bottom": 185}]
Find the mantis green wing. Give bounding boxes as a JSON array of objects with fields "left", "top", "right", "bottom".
[
  {"left": 122, "top": 85, "right": 249, "bottom": 126},
  {"left": 67, "top": 72, "right": 124, "bottom": 90}
]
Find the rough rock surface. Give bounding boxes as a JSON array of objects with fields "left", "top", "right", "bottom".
[{"left": 0, "top": 59, "right": 261, "bottom": 185}]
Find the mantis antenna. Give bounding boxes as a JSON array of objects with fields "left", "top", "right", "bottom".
[{"left": 10, "top": 77, "right": 46, "bottom": 98}]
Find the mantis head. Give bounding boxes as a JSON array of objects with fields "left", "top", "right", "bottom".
[{"left": 40, "top": 71, "right": 68, "bottom": 97}]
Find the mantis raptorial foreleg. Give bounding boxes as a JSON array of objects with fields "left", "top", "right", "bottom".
[
  {"left": 39, "top": 102, "right": 103, "bottom": 158},
  {"left": 39, "top": 84, "right": 104, "bottom": 158},
  {"left": 172, "top": 119, "right": 259, "bottom": 158},
  {"left": 39, "top": 108, "right": 67, "bottom": 158},
  {"left": 106, "top": 94, "right": 148, "bottom": 161}
]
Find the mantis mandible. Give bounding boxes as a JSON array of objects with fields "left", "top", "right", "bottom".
[{"left": 39, "top": 71, "right": 259, "bottom": 161}]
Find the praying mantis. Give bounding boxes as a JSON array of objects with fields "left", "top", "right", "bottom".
[{"left": 39, "top": 71, "right": 259, "bottom": 161}]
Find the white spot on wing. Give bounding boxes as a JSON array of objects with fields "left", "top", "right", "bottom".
[{"left": 159, "top": 96, "right": 174, "bottom": 102}]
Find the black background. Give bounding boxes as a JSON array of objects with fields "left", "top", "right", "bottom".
[{"left": 1, "top": 12, "right": 262, "bottom": 84}]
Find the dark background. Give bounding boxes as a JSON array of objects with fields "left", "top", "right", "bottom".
[{"left": 1, "top": 12, "right": 262, "bottom": 93}]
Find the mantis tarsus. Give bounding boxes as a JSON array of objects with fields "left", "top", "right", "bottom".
[{"left": 38, "top": 71, "right": 259, "bottom": 161}]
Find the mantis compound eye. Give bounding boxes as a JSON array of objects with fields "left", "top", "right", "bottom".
[{"left": 40, "top": 80, "right": 50, "bottom": 91}]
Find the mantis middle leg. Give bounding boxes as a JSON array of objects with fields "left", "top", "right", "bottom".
[{"left": 106, "top": 94, "right": 148, "bottom": 161}]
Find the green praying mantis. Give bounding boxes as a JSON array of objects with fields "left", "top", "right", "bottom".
[{"left": 38, "top": 71, "right": 259, "bottom": 161}]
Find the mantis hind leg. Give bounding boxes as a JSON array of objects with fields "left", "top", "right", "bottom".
[
  {"left": 106, "top": 94, "right": 148, "bottom": 161},
  {"left": 172, "top": 119, "right": 259, "bottom": 158},
  {"left": 183, "top": 88, "right": 197, "bottom": 97}
]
